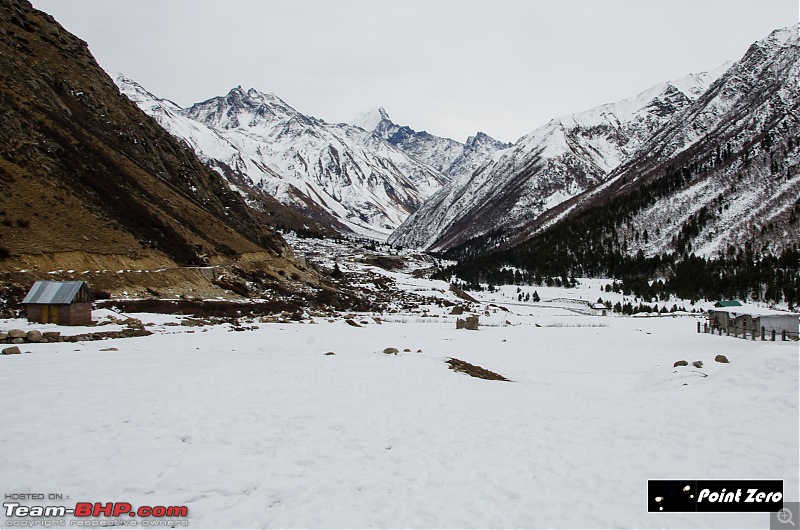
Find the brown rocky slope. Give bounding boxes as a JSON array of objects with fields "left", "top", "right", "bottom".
[{"left": 0, "top": 0, "right": 326, "bottom": 299}]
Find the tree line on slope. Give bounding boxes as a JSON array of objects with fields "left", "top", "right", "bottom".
[{"left": 432, "top": 142, "right": 800, "bottom": 308}]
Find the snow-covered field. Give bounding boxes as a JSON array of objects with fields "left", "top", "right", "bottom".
[{"left": 1, "top": 257, "right": 797, "bottom": 528}]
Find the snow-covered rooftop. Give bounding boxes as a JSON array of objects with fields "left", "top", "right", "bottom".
[{"left": 710, "top": 303, "right": 798, "bottom": 318}]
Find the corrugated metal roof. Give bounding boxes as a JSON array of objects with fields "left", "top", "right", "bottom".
[
  {"left": 714, "top": 300, "right": 743, "bottom": 307},
  {"left": 22, "top": 281, "right": 86, "bottom": 305}
]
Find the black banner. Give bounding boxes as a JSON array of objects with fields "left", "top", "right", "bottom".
[{"left": 648, "top": 480, "right": 783, "bottom": 512}]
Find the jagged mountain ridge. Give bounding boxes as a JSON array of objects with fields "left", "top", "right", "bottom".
[
  {"left": 388, "top": 64, "right": 732, "bottom": 251},
  {"left": 115, "top": 75, "right": 341, "bottom": 237},
  {"left": 351, "top": 107, "right": 511, "bottom": 179},
  {"left": 509, "top": 24, "right": 800, "bottom": 260},
  {"left": 116, "top": 80, "right": 454, "bottom": 240}
]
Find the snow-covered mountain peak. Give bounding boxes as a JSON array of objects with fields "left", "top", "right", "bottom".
[
  {"left": 115, "top": 76, "right": 456, "bottom": 240},
  {"left": 668, "top": 62, "right": 734, "bottom": 98},
  {"left": 348, "top": 107, "right": 512, "bottom": 184},
  {"left": 393, "top": 23, "right": 798, "bottom": 255},
  {"left": 547, "top": 64, "right": 728, "bottom": 132},
  {"left": 389, "top": 63, "right": 735, "bottom": 251},
  {"left": 726, "top": 24, "right": 798, "bottom": 83},
  {"left": 465, "top": 131, "right": 507, "bottom": 149},
  {"left": 760, "top": 23, "right": 799, "bottom": 48},
  {"left": 181, "top": 86, "right": 300, "bottom": 130},
  {"left": 351, "top": 106, "right": 392, "bottom": 132},
  {"left": 226, "top": 86, "right": 289, "bottom": 108}
]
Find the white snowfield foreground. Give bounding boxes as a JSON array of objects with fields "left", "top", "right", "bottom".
[{"left": 0, "top": 304, "right": 797, "bottom": 528}]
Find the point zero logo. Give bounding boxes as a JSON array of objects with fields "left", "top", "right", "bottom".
[{"left": 648, "top": 479, "right": 784, "bottom": 512}]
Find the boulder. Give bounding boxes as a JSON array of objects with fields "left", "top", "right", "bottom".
[
  {"left": 0, "top": 332, "right": 7, "bottom": 341},
  {"left": 674, "top": 360, "right": 689, "bottom": 367},
  {"left": 362, "top": 254, "right": 405, "bottom": 271},
  {"left": 714, "top": 355, "right": 730, "bottom": 364},
  {"left": 451, "top": 306, "right": 465, "bottom": 316},
  {"left": 324, "top": 351, "right": 336, "bottom": 356},
  {"left": 8, "top": 329, "right": 26, "bottom": 339},
  {"left": 42, "top": 331, "right": 61, "bottom": 342},
  {"left": 2, "top": 346, "right": 22, "bottom": 355},
  {"left": 692, "top": 360, "right": 703, "bottom": 368},
  {"left": 383, "top": 347, "right": 399, "bottom": 355},
  {"left": 456, "top": 318, "right": 466, "bottom": 329},
  {"left": 11, "top": 338, "right": 24, "bottom": 344},
  {"left": 464, "top": 315, "right": 479, "bottom": 330},
  {"left": 26, "top": 330, "right": 43, "bottom": 343}
]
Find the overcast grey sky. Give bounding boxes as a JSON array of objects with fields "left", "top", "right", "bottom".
[{"left": 31, "top": 0, "right": 799, "bottom": 143}]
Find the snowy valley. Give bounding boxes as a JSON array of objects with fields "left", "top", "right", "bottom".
[
  {"left": 1, "top": 236, "right": 797, "bottom": 528},
  {"left": 1, "top": 2, "right": 797, "bottom": 528}
]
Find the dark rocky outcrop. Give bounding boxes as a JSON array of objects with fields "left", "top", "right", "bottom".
[{"left": 446, "top": 358, "right": 510, "bottom": 381}]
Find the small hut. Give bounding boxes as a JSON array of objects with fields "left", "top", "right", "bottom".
[
  {"left": 591, "top": 302, "right": 609, "bottom": 316},
  {"left": 708, "top": 300, "right": 742, "bottom": 330},
  {"left": 22, "top": 281, "right": 94, "bottom": 325},
  {"left": 708, "top": 301, "right": 798, "bottom": 340}
]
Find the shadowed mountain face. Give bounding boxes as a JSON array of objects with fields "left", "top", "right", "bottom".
[{"left": 0, "top": 0, "right": 296, "bottom": 272}]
